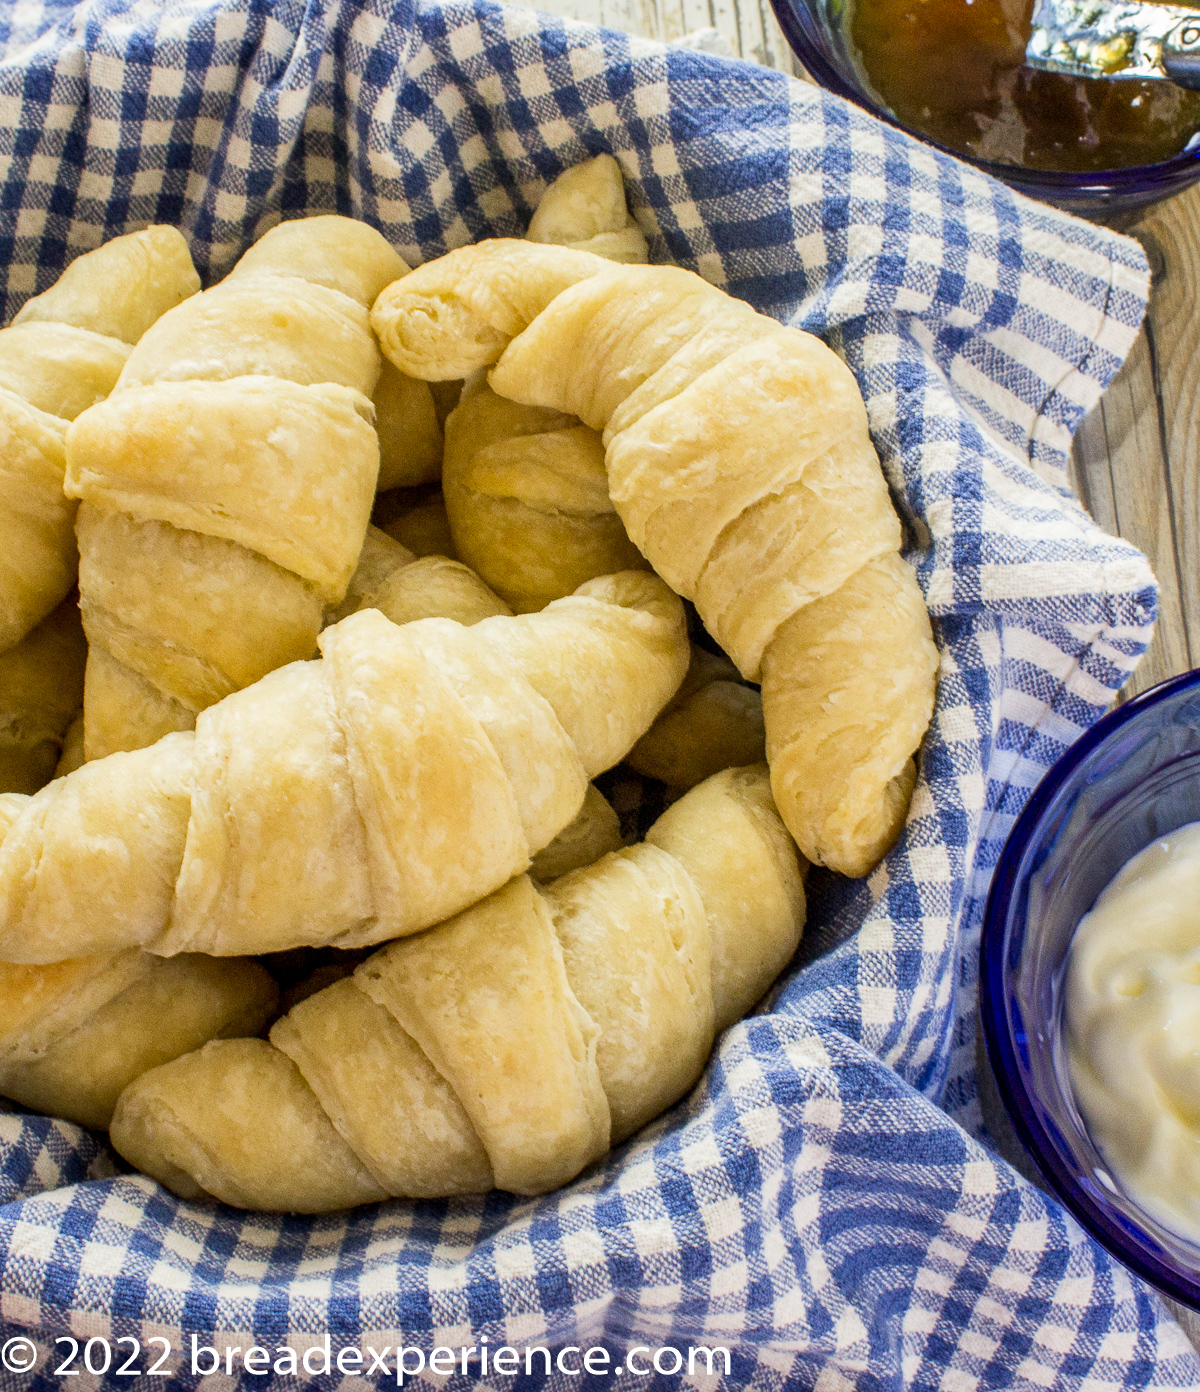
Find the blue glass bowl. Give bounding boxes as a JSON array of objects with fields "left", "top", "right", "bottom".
[
  {"left": 980, "top": 669, "right": 1200, "bottom": 1308},
  {"left": 766, "top": 0, "right": 1200, "bottom": 216}
]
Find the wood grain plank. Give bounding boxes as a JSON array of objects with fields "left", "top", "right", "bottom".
[
  {"left": 655, "top": 0, "right": 688, "bottom": 43},
  {"left": 501, "top": 0, "right": 800, "bottom": 65},
  {"left": 732, "top": 0, "right": 770, "bottom": 67},
  {"left": 705, "top": 0, "right": 741, "bottom": 56},
  {"left": 1136, "top": 184, "right": 1200, "bottom": 679},
  {"left": 679, "top": 0, "right": 716, "bottom": 32},
  {"left": 1070, "top": 327, "right": 1192, "bottom": 697}
]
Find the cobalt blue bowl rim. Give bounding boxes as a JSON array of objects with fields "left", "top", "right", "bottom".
[
  {"left": 979, "top": 666, "right": 1200, "bottom": 1308},
  {"left": 766, "top": 0, "right": 1200, "bottom": 210}
]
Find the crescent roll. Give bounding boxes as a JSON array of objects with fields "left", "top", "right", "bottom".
[
  {"left": 0, "top": 572, "right": 689, "bottom": 963},
  {"left": 526, "top": 153, "right": 649, "bottom": 264},
  {"left": 110, "top": 764, "right": 805, "bottom": 1212},
  {"left": 67, "top": 218, "right": 393, "bottom": 759},
  {"left": 442, "top": 376, "right": 646, "bottom": 612},
  {"left": 13, "top": 225, "right": 200, "bottom": 345},
  {"left": 371, "top": 242, "right": 938, "bottom": 875},
  {"left": 227, "top": 212, "right": 443, "bottom": 490},
  {"left": 0, "top": 227, "right": 198, "bottom": 659},
  {"left": 0, "top": 950, "right": 278, "bottom": 1131},
  {"left": 0, "top": 790, "right": 277, "bottom": 1130}
]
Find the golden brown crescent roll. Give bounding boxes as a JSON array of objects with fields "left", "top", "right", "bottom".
[
  {"left": 0, "top": 597, "right": 87, "bottom": 795},
  {"left": 627, "top": 647, "right": 765, "bottom": 790},
  {"left": 0, "top": 229, "right": 199, "bottom": 660},
  {"left": 442, "top": 377, "right": 645, "bottom": 612},
  {"left": 115, "top": 274, "right": 381, "bottom": 394},
  {"left": 380, "top": 495, "right": 457, "bottom": 559},
  {"left": 67, "top": 218, "right": 392, "bottom": 759},
  {"left": 0, "top": 572, "right": 689, "bottom": 963},
  {"left": 527, "top": 153, "right": 649, "bottom": 264},
  {"left": 530, "top": 783, "right": 623, "bottom": 882},
  {"left": 109, "top": 764, "right": 804, "bottom": 1212},
  {"left": 371, "top": 242, "right": 938, "bottom": 875},
  {"left": 13, "top": 225, "right": 200, "bottom": 344},
  {"left": 372, "top": 360, "right": 445, "bottom": 490},
  {"left": 325, "top": 524, "right": 511, "bottom": 629}
]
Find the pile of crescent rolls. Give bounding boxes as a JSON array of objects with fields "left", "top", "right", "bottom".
[{"left": 0, "top": 155, "right": 937, "bottom": 1211}]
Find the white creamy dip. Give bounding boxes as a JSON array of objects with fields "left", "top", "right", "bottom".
[{"left": 1067, "top": 821, "right": 1200, "bottom": 1244}]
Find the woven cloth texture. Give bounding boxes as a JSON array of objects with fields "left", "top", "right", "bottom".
[{"left": 0, "top": 0, "right": 1194, "bottom": 1386}]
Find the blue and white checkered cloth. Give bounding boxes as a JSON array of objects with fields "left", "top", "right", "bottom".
[{"left": 1, "top": 0, "right": 1195, "bottom": 1386}]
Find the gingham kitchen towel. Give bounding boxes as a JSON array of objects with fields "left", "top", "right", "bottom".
[{"left": 0, "top": 0, "right": 1192, "bottom": 1387}]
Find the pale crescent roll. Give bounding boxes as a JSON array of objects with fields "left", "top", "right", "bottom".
[
  {"left": 227, "top": 214, "right": 408, "bottom": 306},
  {"left": 115, "top": 274, "right": 381, "bottom": 395},
  {"left": 0, "top": 322, "right": 130, "bottom": 421},
  {"left": 0, "top": 945, "right": 277, "bottom": 1130},
  {"left": 110, "top": 764, "right": 805, "bottom": 1212},
  {"left": 371, "top": 241, "right": 938, "bottom": 875},
  {"left": 0, "top": 226, "right": 200, "bottom": 665},
  {"left": 66, "top": 377, "right": 378, "bottom": 603},
  {"left": 14, "top": 225, "right": 200, "bottom": 344},
  {"left": 227, "top": 214, "right": 443, "bottom": 490},
  {"left": 526, "top": 153, "right": 649, "bottom": 264},
  {"left": 0, "top": 572, "right": 689, "bottom": 962},
  {"left": 66, "top": 373, "right": 377, "bottom": 758}
]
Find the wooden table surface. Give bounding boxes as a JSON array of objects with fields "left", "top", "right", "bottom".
[
  {"left": 1072, "top": 190, "right": 1200, "bottom": 701},
  {"left": 508, "top": 0, "right": 1200, "bottom": 1334}
]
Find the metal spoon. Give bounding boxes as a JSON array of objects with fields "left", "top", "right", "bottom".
[{"left": 1027, "top": 0, "right": 1200, "bottom": 90}]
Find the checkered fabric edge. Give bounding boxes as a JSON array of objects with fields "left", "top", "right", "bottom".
[{"left": 2, "top": 0, "right": 1192, "bottom": 1387}]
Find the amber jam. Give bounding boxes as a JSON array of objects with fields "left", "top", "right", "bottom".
[{"left": 848, "top": 0, "right": 1200, "bottom": 170}]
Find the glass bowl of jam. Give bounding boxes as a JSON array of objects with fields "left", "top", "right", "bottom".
[
  {"left": 979, "top": 669, "right": 1200, "bottom": 1308},
  {"left": 768, "top": 0, "right": 1200, "bottom": 212}
]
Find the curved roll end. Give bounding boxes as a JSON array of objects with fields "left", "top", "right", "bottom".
[
  {"left": 526, "top": 154, "right": 649, "bottom": 265},
  {"left": 0, "top": 732, "right": 195, "bottom": 964},
  {"left": 110, "top": 1038, "right": 389, "bottom": 1212},
  {"left": 370, "top": 240, "right": 607, "bottom": 382},
  {"left": 646, "top": 764, "right": 806, "bottom": 1032},
  {"left": 569, "top": 569, "right": 684, "bottom": 629},
  {"left": 470, "top": 571, "right": 690, "bottom": 780},
  {"left": 229, "top": 215, "right": 409, "bottom": 308},
  {"left": 13, "top": 226, "right": 200, "bottom": 345},
  {"left": 762, "top": 554, "right": 938, "bottom": 878},
  {"left": 0, "top": 954, "right": 278, "bottom": 1131}
]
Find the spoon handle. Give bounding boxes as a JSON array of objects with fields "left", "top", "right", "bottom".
[{"left": 1164, "top": 18, "right": 1200, "bottom": 89}]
